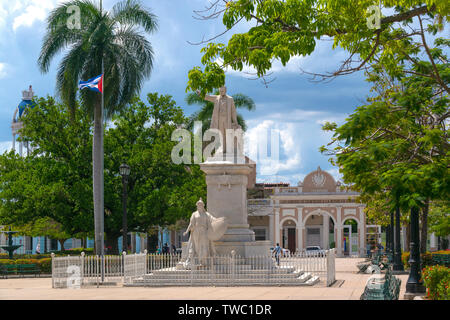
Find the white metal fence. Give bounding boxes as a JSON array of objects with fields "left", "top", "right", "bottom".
[
  {"left": 51, "top": 252, "right": 124, "bottom": 288},
  {"left": 123, "top": 249, "right": 336, "bottom": 287},
  {"left": 52, "top": 249, "right": 336, "bottom": 288}
]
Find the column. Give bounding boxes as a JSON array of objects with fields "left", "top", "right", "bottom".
[
  {"left": 359, "top": 207, "right": 366, "bottom": 257},
  {"left": 402, "top": 226, "right": 407, "bottom": 251},
  {"left": 297, "top": 207, "right": 304, "bottom": 252},
  {"left": 336, "top": 206, "right": 342, "bottom": 257},
  {"left": 297, "top": 226, "right": 304, "bottom": 252},
  {"left": 12, "top": 134, "right": 15, "bottom": 152},
  {"left": 269, "top": 211, "right": 274, "bottom": 243},
  {"left": 274, "top": 208, "right": 280, "bottom": 245},
  {"left": 323, "top": 214, "right": 329, "bottom": 250},
  {"left": 430, "top": 233, "right": 437, "bottom": 251},
  {"left": 131, "top": 232, "right": 136, "bottom": 253}
]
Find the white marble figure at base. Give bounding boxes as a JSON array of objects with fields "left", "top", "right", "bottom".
[{"left": 177, "top": 198, "right": 227, "bottom": 269}]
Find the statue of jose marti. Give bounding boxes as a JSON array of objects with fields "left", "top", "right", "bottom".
[{"left": 197, "top": 86, "right": 243, "bottom": 156}]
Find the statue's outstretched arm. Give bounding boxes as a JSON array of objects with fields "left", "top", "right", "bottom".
[{"left": 204, "top": 94, "right": 216, "bottom": 103}]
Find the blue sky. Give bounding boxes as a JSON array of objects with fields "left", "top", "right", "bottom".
[{"left": 0, "top": 0, "right": 373, "bottom": 184}]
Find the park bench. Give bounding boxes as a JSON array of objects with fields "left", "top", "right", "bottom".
[
  {"left": 17, "top": 264, "right": 40, "bottom": 277},
  {"left": 432, "top": 254, "right": 450, "bottom": 266},
  {"left": 360, "top": 267, "right": 401, "bottom": 300},
  {"left": 0, "top": 265, "right": 17, "bottom": 278},
  {"left": 357, "top": 252, "right": 389, "bottom": 273},
  {"left": 0, "top": 264, "right": 41, "bottom": 278}
]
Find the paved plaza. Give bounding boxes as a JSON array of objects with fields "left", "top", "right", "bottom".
[{"left": 0, "top": 258, "right": 411, "bottom": 300}]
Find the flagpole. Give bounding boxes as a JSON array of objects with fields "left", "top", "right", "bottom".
[{"left": 100, "top": 0, "right": 105, "bottom": 283}]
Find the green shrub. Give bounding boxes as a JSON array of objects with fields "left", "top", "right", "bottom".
[
  {"left": 37, "top": 258, "right": 52, "bottom": 273},
  {"left": 402, "top": 251, "right": 435, "bottom": 269},
  {"left": 0, "top": 258, "right": 52, "bottom": 273},
  {"left": 433, "top": 250, "right": 450, "bottom": 255},
  {"left": 49, "top": 248, "right": 94, "bottom": 256},
  {"left": 422, "top": 265, "right": 450, "bottom": 300}
]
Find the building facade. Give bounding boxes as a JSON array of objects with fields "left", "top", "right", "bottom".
[{"left": 248, "top": 167, "right": 367, "bottom": 257}]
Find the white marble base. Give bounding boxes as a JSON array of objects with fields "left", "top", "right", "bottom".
[{"left": 214, "top": 240, "right": 272, "bottom": 257}]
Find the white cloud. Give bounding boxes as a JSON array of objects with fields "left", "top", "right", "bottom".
[
  {"left": 0, "top": 141, "right": 12, "bottom": 154},
  {"left": 0, "top": 63, "right": 8, "bottom": 79},
  {"left": 0, "top": 0, "right": 68, "bottom": 32},
  {"left": 243, "top": 106, "right": 348, "bottom": 184},
  {"left": 217, "top": 55, "right": 306, "bottom": 79},
  {"left": 12, "top": 0, "right": 64, "bottom": 31},
  {"left": 244, "top": 119, "right": 302, "bottom": 176},
  {"left": 327, "top": 167, "right": 343, "bottom": 183}
]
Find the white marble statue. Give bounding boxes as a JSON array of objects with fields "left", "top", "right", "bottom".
[
  {"left": 197, "top": 86, "right": 242, "bottom": 155},
  {"left": 183, "top": 198, "right": 227, "bottom": 266}
]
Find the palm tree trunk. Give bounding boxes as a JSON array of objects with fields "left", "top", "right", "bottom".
[{"left": 93, "top": 97, "right": 104, "bottom": 256}]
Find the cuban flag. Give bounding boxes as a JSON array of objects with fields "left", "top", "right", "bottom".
[{"left": 78, "top": 74, "right": 103, "bottom": 93}]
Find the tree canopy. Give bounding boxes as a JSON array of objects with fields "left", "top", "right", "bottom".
[
  {"left": 186, "top": 1, "right": 448, "bottom": 95},
  {"left": 0, "top": 94, "right": 206, "bottom": 253}
]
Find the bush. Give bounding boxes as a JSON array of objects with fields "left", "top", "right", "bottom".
[
  {"left": 49, "top": 247, "right": 94, "bottom": 256},
  {"left": 0, "top": 253, "right": 57, "bottom": 259},
  {"left": 422, "top": 265, "right": 450, "bottom": 300},
  {"left": 37, "top": 258, "right": 52, "bottom": 273},
  {"left": 0, "top": 258, "right": 52, "bottom": 273},
  {"left": 433, "top": 250, "right": 450, "bottom": 255},
  {"left": 402, "top": 251, "right": 434, "bottom": 269}
]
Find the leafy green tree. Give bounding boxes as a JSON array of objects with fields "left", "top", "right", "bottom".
[
  {"left": 0, "top": 94, "right": 207, "bottom": 254},
  {"left": 186, "top": 1, "right": 448, "bottom": 95},
  {"left": 429, "top": 201, "right": 450, "bottom": 238},
  {"left": 14, "top": 218, "right": 72, "bottom": 251},
  {"left": 321, "top": 55, "right": 449, "bottom": 252},
  {"left": 38, "top": 0, "right": 158, "bottom": 254},
  {"left": 0, "top": 97, "right": 94, "bottom": 249},
  {"left": 103, "top": 93, "right": 206, "bottom": 253},
  {"left": 185, "top": 91, "right": 256, "bottom": 132}
]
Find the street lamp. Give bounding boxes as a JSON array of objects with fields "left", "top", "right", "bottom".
[
  {"left": 120, "top": 163, "right": 131, "bottom": 254},
  {"left": 393, "top": 206, "right": 404, "bottom": 271},
  {"left": 405, "top": 206, "right": 426, "bottom": 296}
]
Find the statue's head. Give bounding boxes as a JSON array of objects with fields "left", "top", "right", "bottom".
[
  {"left": 219, "top": 86, "right": 227, "bottom": 97},
  {"left": 196, "top": 198, "right": 205, "bottom": 212}
]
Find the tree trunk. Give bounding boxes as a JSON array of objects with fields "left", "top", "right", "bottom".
[
  {"left": 81, "top": 237, "right": 86, "bottom": 249},
  {"left": 93, "top": 96, "right": 104, "bottom": 256},
  {"left": 420, "top": 200, "right": 429, "bottom": 254},
  {"left": 58, "top": 239, "right": 66, "bottom": 252},
  {"left": 406, "top": 223, "right": 411, "bottom": 252}
]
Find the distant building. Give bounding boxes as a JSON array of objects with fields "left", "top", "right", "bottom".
[{"left": 247, "top": 167, "right": 367, "bottom": 257}]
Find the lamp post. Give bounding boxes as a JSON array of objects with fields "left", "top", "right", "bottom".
[
  {"left": 405, "top": 206, "right": 426, "bottom": 296},
  {"left": 393, "top": 206, "right": 404, "bottom": 271},
  {"left": 120, "top": 163, "right": 130, "bottom": 254},
  {"left": 390, "top": 210, "right": 395, "bottom": 262}
]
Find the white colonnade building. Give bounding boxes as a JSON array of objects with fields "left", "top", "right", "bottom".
[{"left": 248, "top": 167, "right": 367, "bottom": 257}]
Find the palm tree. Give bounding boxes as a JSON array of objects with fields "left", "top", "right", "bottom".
[
  {"left": 38, "top": 0, "right": 157, "bottom": 255},
  {"left": 185, "top": 91, "right": 256, "bottom": 134}
]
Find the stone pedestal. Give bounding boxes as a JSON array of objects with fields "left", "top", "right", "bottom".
[{"left": 199, "top": 159, "right": 271, "bottom": 257}]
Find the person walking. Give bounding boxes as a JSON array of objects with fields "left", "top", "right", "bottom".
[{"left": 273, "top": 243, "right": 282, "bottom": 266}]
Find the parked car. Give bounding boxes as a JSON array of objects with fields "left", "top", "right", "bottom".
[{"left": 305, "top": 246, "right": 326, "bottom": 256}]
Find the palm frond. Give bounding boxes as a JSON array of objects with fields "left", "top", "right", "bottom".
[
  {"left": 232, "top": 93, "right": 256, "bottom": 111},
  {"left": 112, "top": 0, "right": 158, "bottom": 33}
]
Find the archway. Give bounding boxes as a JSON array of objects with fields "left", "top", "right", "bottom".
[
  {"left": 281, "top": 219, "right": 296, "bottom": 253},
  {"left": 343, "top": 218, "right": 359, "bottom": 256},
  {"left": 304, "top": 210, "right": 336, "bottom": 250}
]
